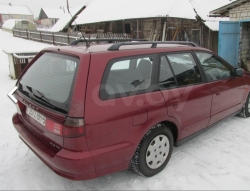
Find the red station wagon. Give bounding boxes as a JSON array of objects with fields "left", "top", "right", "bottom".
[{"left": 9, "top": 40, "right": 250, "bottom": 180}]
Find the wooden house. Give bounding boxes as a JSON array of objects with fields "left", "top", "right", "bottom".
[
  {"left": 73, "top": 0, "right": 231, "bottom": 53},
  {"left": 0, "top": 3, "right": 34, "bottom": 26},
  {"left": 38, "top": 8, "right": 65, "bottom": 27}
]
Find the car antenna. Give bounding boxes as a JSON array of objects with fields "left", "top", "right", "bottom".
[{"left": 66, "top": 0, "right": 90, "bottom": 47}]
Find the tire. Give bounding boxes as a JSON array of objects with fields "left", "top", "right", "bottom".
[
  {"left": 130, "top": 124, "right": 173, "bottom": 177},
  {"left": 239, "top": 93, "right": 250, "bottom": 118}
]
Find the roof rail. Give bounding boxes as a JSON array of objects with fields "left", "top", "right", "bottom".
[
  {"left": 108, "top": 41, "right": 199, "bottom": 51},
  {"left": 69, "top": 39, "right": 147, "bottom": 46}
]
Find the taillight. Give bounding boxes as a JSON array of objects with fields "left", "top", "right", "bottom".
[
  {"left": 45, "top": 117, "right": 85, "bottom": 138},
  {"left": 46, "top": 119, "right": 63, "bottom": 136},
  {"left": 63, "top": 117, "right": 85, "bottom": 137},
  {"left": 16, "top": 101, "right": 25, "bottom": 115}
]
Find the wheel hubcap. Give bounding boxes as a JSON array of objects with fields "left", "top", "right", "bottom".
[{"left": 146, "top": 135, "right": 170, "bottom": 169}]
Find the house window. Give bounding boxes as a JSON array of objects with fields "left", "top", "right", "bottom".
[
  {"left": 2, "top": 15, "right": 9, "bottom": 21},
  {"left": 125, "top": 23, "right": 131, "bottom": 33}
]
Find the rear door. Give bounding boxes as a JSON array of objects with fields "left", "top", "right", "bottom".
[
  {"left": 85, "top": 52, "right": 167, "bottom": 173},
  {"left": 159, "top": 52, "right": 212, "bottom": 139},
  {"left": 194, "top": 51, "right": 245, "bottom": 125}
]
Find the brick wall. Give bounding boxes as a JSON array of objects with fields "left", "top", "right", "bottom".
[
  {"left": 229, "top": 2, "right": 250, "bottom": 21},
  {"left": 239, "top": 22, "right": 250, "bottom": 68}
]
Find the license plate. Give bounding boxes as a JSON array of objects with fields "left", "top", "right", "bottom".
[{"left": 26, "top": 107, "right": 46, "bottom": 126}]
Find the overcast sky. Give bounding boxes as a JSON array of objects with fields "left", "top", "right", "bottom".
[
  {"left": 0, "top": 0, "right": 235, "bottom": 19},
  {"left": 0, "top": 0, "right": 92, "bottom": 18}
]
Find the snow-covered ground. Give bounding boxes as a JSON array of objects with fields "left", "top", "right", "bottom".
[{"left": 1, "top": 29, "right": 250, "bottom": 190}]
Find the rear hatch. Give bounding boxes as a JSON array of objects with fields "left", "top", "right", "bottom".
[{"left": 15, "top": 52, "right": 85, "bottom": 152}]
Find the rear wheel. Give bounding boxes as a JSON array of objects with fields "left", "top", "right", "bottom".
[
  {"left": 239, "top": 93, "right": 250, "bottom": 118},
  {"left": 130, "top": 124, "right": 173, "bottom": 177}
]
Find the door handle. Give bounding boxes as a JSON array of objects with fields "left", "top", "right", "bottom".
[{"left": 169, "top": 99, "right": 180, "bottom": 108}]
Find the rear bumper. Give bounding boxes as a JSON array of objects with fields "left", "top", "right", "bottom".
[{"left": 12, "top": 113, "right": 96, "bottom": 180}]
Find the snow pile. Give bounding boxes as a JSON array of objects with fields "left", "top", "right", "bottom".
[
  {"left": 2, "top": 19, "right": 37, "bottom": 33},
  {"left": 1, "top": 29, "right": 250, "bottom": 190},
  {"left": 2, "top": 19, "right": 17, "bottom": 31}
]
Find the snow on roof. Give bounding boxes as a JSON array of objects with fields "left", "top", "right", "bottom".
[
  {"left": 210, "top": 0, "right": 243, "bottom": 16},
  {"left": 74, "top": 0, "right": 234, "bottom": 31},
  {"left": 74, "top": 0, "right": 196, "bottom": 24},
  {"left": 204, "top": 18, "right": 229, "bottom": 31},
  {"left": 190, "top": 0, "right": 233, "bottom": 31},
  {"left": 49, "top": 6, "right": 85, "bottom": 32},
  {"left": 0, "top": 4, "right": 33, "bottom": 16},
  {"left": 42, "top": 8, "right": 65, "bottom": 19}
]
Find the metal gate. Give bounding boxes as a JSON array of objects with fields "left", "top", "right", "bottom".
[{"left": 218, "top": 21, "right": 240, "bottom": 67}]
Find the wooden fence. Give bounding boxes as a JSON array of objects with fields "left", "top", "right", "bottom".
[{"left": 12, "top": 29, "right": 132, "bottom": 45}]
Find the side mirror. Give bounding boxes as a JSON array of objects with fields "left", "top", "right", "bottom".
[{"left": 235, "top": 68, "right": 244, "bottom": 77}]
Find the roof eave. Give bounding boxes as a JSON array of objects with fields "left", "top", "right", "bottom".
[
  {"left": 74, "top": 16, "right": 196, "bottom": 25},
  {"left": 210, "top": 0, "right": 250, "bottom": 16}
]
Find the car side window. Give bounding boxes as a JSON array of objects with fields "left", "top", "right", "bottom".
[
  {"left": 166, "top": 53, "right": 202, "bottom": 86},
  {"left": 101, "top": 55, "right": 155, "bottom": 100},
  {"left": 110, "top": 60, "right": 130, "bottom": 70},
  {"left": 159, "top": 55, "right": 177, "bottom": 88},
  {"left": 195, "top": 52, "right": 232, "bottom": 82}
]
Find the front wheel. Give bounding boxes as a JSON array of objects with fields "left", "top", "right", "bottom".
[
  {"left": 239, "top": 93, "right": 250, "bottom": 118},
  {"left": 130, "top": 124, "right": 173, "bottom": 177}
]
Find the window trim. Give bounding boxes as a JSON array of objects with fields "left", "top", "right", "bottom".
[
  {"left": 157, "top": 54, "right": 178, "bottom": 90},
  {"left": 99, "top": 54, "right": 157, "bottom": 100}
]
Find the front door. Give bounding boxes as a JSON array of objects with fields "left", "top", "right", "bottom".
[
  {"left": 158, "top": 53, "right": 212, "bottom": 139},
  {"left": 194, "top": 51, "right": 245, "bottom": 125}
]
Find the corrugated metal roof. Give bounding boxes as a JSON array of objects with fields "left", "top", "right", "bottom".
[{"left": 0, "top": 3, "right": 33, "bottom": 16}]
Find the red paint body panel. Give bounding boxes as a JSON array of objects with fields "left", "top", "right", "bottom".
[
  {"left": 208, "top": 77, "right": 245, "bottom": 125},
  {"left": 13, "top": 113, "right": 96, "bottom": 180},
  {"left": 161, "top": 84, "right": 212, "bottom": 138},
  {"left": 11, "top": 43, "right": 250, "bottom": 180}
]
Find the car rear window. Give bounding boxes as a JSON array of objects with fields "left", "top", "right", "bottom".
[{"left": 18, "top": 52, "right": 79, "bottom": 113}]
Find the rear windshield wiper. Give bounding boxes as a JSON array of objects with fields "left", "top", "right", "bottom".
[
  {"left": 32, "top": 92, "right": 67, "bottom": 113},
  {"left": 36, "top": 90, "right": 51, "bottom": 104},
  {"left": 32, "top": 92, "right": 55, "bottom": 108},
  {"left": 19, "top": 85, "right": 67, "bottom": 113}
]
